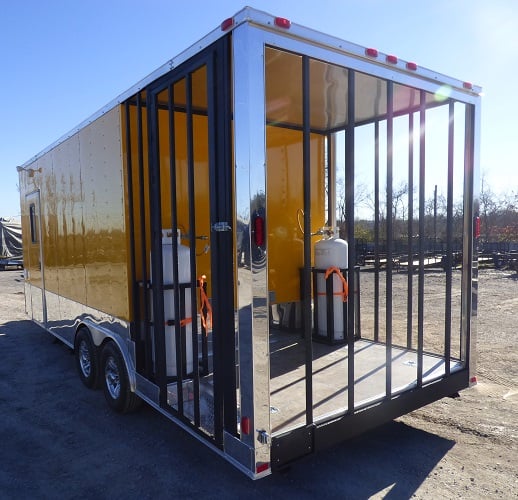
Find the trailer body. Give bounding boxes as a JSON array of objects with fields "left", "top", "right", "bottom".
[{"left": 18, "top": 7, "right": 480, "bottom": 478}]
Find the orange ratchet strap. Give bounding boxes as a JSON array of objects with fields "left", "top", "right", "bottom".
[
  {"left": 165, "top": 317, "right": 191, "bottom": 327},
  {"left": 323, "top": 266, "right": 349, "bottom": 302},
  {"left": 198, "top": 275, "right": 213, "bottom": 332}
]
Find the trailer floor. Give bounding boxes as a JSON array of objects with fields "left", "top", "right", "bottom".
[{"left": 269, "top": 329, "right": 463, "bottom": 434}]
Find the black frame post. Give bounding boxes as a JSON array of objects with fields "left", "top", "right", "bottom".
[
  {"left": 345, "top": 69, "right": 355, "bottom": 413},
  {"left": 302, "top": 55, "right": 314, "bottom": 426}
]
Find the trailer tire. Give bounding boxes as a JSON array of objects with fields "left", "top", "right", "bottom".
[
  {"left": 100, "top": 342, "right": 141, "bottom": 414},
  {"left": 75, "top": 327, "right": 99, "bottom": 389}
]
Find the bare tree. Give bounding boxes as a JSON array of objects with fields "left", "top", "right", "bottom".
[{"left": 480, "top": 173, "right": 499, "bottom": 242}]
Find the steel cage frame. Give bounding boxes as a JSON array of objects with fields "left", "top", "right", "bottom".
[{"left": 232, "top": 22, "right": 480, "bottom": 472}]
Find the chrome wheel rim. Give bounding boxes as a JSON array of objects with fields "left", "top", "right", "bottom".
[
  {"left": 105, "top": 356, "right": 120, "bottom": 399},
  {"left": 78, "top": 340, "right": 91, "bottom": 377}
]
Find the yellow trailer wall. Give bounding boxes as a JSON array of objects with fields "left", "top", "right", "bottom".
[{"left": 20, "top": 107, "right": 130, "bottom": 321}]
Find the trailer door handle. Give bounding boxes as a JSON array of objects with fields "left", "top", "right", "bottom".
[{"left": 211, "top": 221, "right": 231, "bottom": 232}]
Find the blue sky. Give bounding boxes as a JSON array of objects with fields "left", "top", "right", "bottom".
[{"left": 1, "top": 0, "right": 515, "bottom": 219}]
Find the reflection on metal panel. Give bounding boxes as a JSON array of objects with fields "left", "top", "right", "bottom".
[
  {"left": 24, "top": 190, "right": 46, "bottom": 325},
  {"left": 233, "top": 24, "right": 271, "bottom": 471},
  {"left": 21, "top": 108, "right": 130, "bottom": 322},
  {"left": 82, "top": 108, "right": 128, "bottom": 318},
  {"left": 44, "top": 288, "right": 130, "bottom": 348}
]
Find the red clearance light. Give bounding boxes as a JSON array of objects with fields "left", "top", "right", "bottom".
[
  {"left": 221, "top": 17, "right": 234, "bottom": 31},
  {"left": 470, "top": 376, "right": 478, "bottom": 384},
  {"left": 474, "top": 216, "right": 481, "bottom": 238},
  {"left": 256, "top": 462, "right": 270, "bottom": 474},
  {"left": 386, "top": 54, "right": 398, "bottom": 64},
  {"left": 253, "top": 213, "right": 265, "bottom": 247},
  {"left": 274, "top": 17, "right": 291, "bottom": 29},
  {"left": 241, "top": 416, "right": 251, "bottom": 435},
  {"left": 406, "top": 61, "right": 418, "bottom": 71},
  {"left": 365, "top": 48, "right": 378, "bottom": 57},
  {"left": 463, "top": 81, "right": 473, "bottom": 90}
]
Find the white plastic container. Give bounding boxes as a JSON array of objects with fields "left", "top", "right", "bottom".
[
  {"left": 156, "top": 229, "right": 193, "bottom": 377},
  {"left": 314, "top": 233, "right": 348, "bottom": 340}
]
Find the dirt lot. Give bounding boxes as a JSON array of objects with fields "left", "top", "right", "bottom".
[{"left": 0, "top": 268, "right": 516, "bottom": 499}]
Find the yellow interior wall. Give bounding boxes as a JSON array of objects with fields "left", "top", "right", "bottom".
[
  {"left": 266, "top": 126, "right": 326, "bottom": 304},
  {"left": 157, "top": 109, "right": 212, "bottom": 293},
  {"left": 122, "top": 95, "right": 213, "bottom": 311}
]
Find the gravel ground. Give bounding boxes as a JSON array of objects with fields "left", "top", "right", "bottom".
[{"left": 0, "top": 267, "right": 516, "bottom": 499}]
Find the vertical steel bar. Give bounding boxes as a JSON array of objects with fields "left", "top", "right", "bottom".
[
  {"left": 136, "top": 92, "right": 152, "bottom": 378},
  {"left": 200, "top": 279, "right": 209, "bottom": 374},
  {"left": 406, "top": 111, "right": 414, "bottom": 349},
  {"left": 207, "top": 38, "right": 235, "bottom": 441},
  {"left": 326, "top": 274, "right": 335, "bottom": 342},
  {"left": 124, "top": 101, "right": 138, "bottom": 341},
  {"left": 417, "top": 90, "right": 426, "bottom": 388},
  {"left": 302, "top": 55, "right": 313, "bottom": 425},
  {"left": 461, "top": 103, "right": 478, "bottom": 376},
  {"left": 354, "top": 266, "right": 361, "bottom": 339},
  {"left": 345, "top": 69, "right": 355, "bottom": 413},
  {"left": 328, "top": 132, "right": 336, "bottom": 228},
  {"left": 445, "top": 100, "right": 455, "bottom": 375},
  {"left": 374, "top": 120, "right": 380, "bottom": 343},
  {"left": 167, "top": 83, "right": 185, "bottom": 416},
  {"left": 385, "top": 81, "right": 394, "bottom": 398},
  {"left": 185, "top": 72, "right": 201, "bottom": 427},
  {"left": 312, "top": 270, "right": 318, "bottom": 340},
  {"left": 148, "top": 90, "right": 167, "bottom": 404},
  {"left": 205, "top": 59, "right": 219, "bottom": 437}
]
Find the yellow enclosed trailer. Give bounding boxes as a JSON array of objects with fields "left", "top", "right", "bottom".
[{"left": 18, "top": 7, "right": 481, "bottom": 478}]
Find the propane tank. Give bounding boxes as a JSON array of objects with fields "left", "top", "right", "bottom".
[
  {"left": 314, "top": 230, "right": 348, "bottom": 340},
  {"left": 158, "top": 229, "right": 193, "bottom": 377}
]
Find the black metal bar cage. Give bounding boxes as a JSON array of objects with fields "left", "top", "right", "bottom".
[
  {"left": 121, "top": 37, "right": 235, "bottom": 448},
  {"left": 270, "top": 49, "right": 476, "bottom": 468}
]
